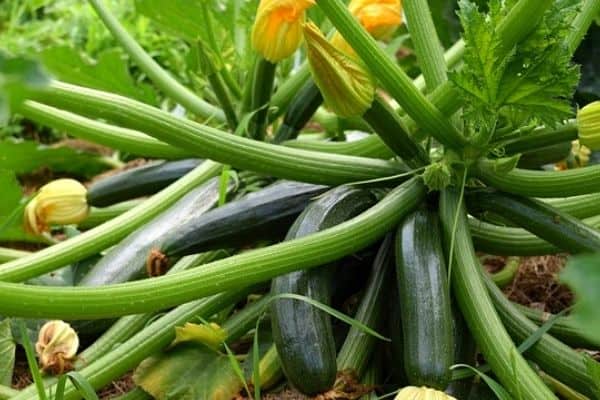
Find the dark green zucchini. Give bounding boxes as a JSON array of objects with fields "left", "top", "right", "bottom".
[
  {"left": 466, "top": 189, "right": 600, "bottom": 253},
  {"left": 78, "top": 177, "right": 224, "bottom": 286},
  {"left": 149, "top": 181, "right": 328, "bottom": 271},
  {"left": 387, "top": 289, "right": 408, "bottom": 386},
  {"left": 86, "top": 159, "right": 202, "bottom": 207},
  {"left": 271, "top": 186, "right": 377, "bottom": 395},
  {"left": 272, "top": 80, "right": 323, "bottom": 144},
  {"left": 395, "top": 207, "right": 453, "bottom": 389},
  {"left": 517, "top": 141, "right": 571, "bottom": 169}
]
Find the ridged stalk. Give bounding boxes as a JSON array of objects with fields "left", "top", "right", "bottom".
[
  {"left": 567, "top": 0, "right": 600, "bottom": 55},
  {"left": 0, "top": 179, "right": 425, "bottom": 319},
  {"left": 32, "top": 81, "right": 405, "bottom": 186},
  {"left": 476, "top": 159, "right": 600, "bottom": 197},
  {"left": 0, "top": 161, "right": 222, "bottom": 282},
  {"left": 86, "top": 0, "right": 224, "bottom": 122},
  {"left": 439, "top": 189, "right": 556, "bottom": 399},
  {"left": 485, "top": 274, "right": 600, "bottom": 399},
  {"left": 501, "top": 120, "right": 578, "bottom": 154},
  {"left": 0, "top": 247, "right": 30, "bottom": 263},
  {"left": 315, "top": 0, "right": 466, "bottom": 149},
  {"left": 80, "top": 200, "right": 143, "bottom": 229},
  {"left": 19, "top": 101, "right": 193, "bottom": 159}
]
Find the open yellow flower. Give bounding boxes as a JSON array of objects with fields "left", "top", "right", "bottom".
[
  {"left": 251, "top": 0, "right": 315, "bottom": 62},
  {"left": 395, "top": 386, "right": 457, "bottom": 400},
  {"left": 303, "top": 22, "right": 375, "bottom": 118},
  {"left": 349, "top": 0, "right": 403, "bottom": 40},
  {"left": 24, "top": 178, "right": 89, "bottom": 235}
]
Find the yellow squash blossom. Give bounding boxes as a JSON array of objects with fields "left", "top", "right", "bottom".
[
  {"left": 578, "top": 101, "right": 600, "bottom": 150},
  {"left": 252, "top": 0, "right": 315, "bottom": 62},
  {"left": 349, "top": 0, "right": 403, "bottom": 40},
  {"left": 24, "top": 178, "right": 89, "bottom": 235},
  {"left": 395, "top": 386, "right": 457, "bottom": 400},
  {"left": 303, "top": 22, "right": 375, "bottom": 118}
]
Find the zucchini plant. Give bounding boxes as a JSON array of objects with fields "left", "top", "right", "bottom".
[{"left": 1, "top": 0, "right": 600, "bottom": 399}]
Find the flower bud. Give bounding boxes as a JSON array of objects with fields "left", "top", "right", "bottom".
[
  {"left": 303, "top": 22, "right": 375, "bottom": 118},
  {"left": 394, "top": 386, "right": 457, "bottom": 400},
  {"left": 251, "top": 0, "right": 315, "bottom": 62},
  {"left": 24, "top": 178, "right": 89, "bottom": 235},
  {"left": 423, "top": 162, "right": 452, "bottom": 192},
  {"left": 35, "top": 320, "right": 79, "bottom": 375},
  {"left": 578, "top": 101, "right": 600, "bottom": 150},
  {"left": 349, "top": 0, "right": 403, "bottom": 40}
]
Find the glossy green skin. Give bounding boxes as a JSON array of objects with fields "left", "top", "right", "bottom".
[
  {"left": 271, "top": 186, "right": 377, "bottom": 395},
  {"left": 466, "top": 189, "right": 600, "bottom": 253},
  {"left": 79, "top": 178, "right": 222, "bottom": 286},
  {"left": 87, "top": 159, "right": 202, "bottom": 207},
  {"left": 272, "top": 80, "right": 323, "bottom": 144},
  {"left": 162, "top": 180, "right": 328, "bottom": 258},
  {"left": 395, "top": 208, "right": 453, "bottom": 389}
]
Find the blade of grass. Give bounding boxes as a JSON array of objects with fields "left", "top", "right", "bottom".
[{"left": 18, "top": 321, "right": 48, "bottom": 400}]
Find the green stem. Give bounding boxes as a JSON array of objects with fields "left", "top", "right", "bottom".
[
  {"left": 499, "top": 120, "right": 578, "bottom": 154},
  {"left": 490, "top": 256, "right": 519, "bottom": 288},
  {"left": 485, "top": 274, "right": 599, "bottom": 399},
  {"left": 0, "top": 246, "right": 30, "bottom": 262},
  {"left": 19, "top": 101, "right": 193, "bottom": 159},
  {"left": 0, "top": 161, "right": 222, "bottom": 282},
  {"left": 269, "top": 63, "right": 311, "bottom": 121},
  {"left": 567, "top": 0, "right": 600, "bottom": 55},
  {"left": 475, "top": 159, "right": 600, "bottom": 197},
  {"left": 439, "top": 189, "right": 556, "bottom": 400},
  {"left": 0, "top": 179, "right": 425, "bottom": 319},
  {"left": 13, "top": 289, "right": 252, "bottom": 400},
  {"left": 79, "top": 200, "right": 143, "bottom": 229},
  {"left": 86, "top": 0, "right": 224, "bottom": 122},
  {"left": 315, "top": 0, "right": 466, "bottom": 149},
  {"left": 197, "top": 40, "right": 238, "bottom": 131},
  {"left": 336, "top": 234, "right": 392, "bottom": 377},
  {"left": 362, "top": 97, "right": 428, "bottom": 168},
  {"left": 516, "top": 303, "right": 599, "bottom": 350},
  {"left": 249, "top": 58, "right": 277, "bottom": 140},
  {"left": 32, "top": 81, "right": 406, "bottom": 185},
  {"left": 403, "top": 0, "right": 448, "bottom": 90}
]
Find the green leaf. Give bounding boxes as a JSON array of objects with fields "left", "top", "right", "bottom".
[
  {"left": 65, "top": 371, "right": 100, "bottom": 400},
  {"left": 560, "top": 254, "right": 600, "bottom": 346},
  {"left": 452, "top": 364, "right": 513, "bottom": 400},
  {"left": 134, "top": 343, "right": 244, "bottom": 400},
  {"left": 0, "top": 170, "right": 21, "bottom": 218},
  {"left": 0, "top": 52, "right": 49, "bottom": 125},
  {"left": 0, "top": 139, "right": 111, "bottom": 178},
  {"left": 0, "top": 319, "right": 15, "bottom": 386},
  {"left": 38, "top": 46, "right": 157, "bottom": 105},
  {"left": 451, "top": 0, "right": 581, "bottom": 137}
]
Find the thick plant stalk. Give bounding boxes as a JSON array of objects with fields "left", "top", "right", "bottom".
[
  {"left": 315, "top": 0, "right": 466, "bottom": 150},
  {"left": 32, "top": 81, "right": 406, "bottom": 186},
  {"left": 476, "top": 159, "right": 600, "bottom": 197},
  {"left": 439, "top": 189, "right": 556, "bottom": 399},
  {"left": 19, "top": 101, "right": 193, "bottom": 159},
  {"left": 501, "top": 120, "right": 578, "bottom": 154},
  {"left": 0, "top": 247, "right": 30, "bottom": 263},
  {"left": 249, "top": 58, "right": 277, "bottom": 140},
  {"left": 403, "top": 0, "right": 448, "bottom": 90},
  {"left": 567, "top": 0, "right": 600, "bottom": 55},
  {"left": 0, "top": 161, "right": 222, "bottom": 282},
  {"left": 485, "top": 274, "right": 600, "bottom": 399},
  {"left": 0, "top": 179, "right": 425, "bottom": 319},
  {"left": 86, "top": 0, "right": 225, "bottom": 122},
  {"left": 80, "top": 200, "right": 143, "bottom": 229}
]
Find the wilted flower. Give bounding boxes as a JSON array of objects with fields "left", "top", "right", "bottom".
[
  {"left": 349, "top": 0, "right": 403, "bottom": 40},
  {"left": 303, "top": 22, "right": 375, "bottom": 118},
  {"left": 35, "top": 320, "right": 79, "bottom": 375},
  {"left": 394, "top": 386, "right": 457, "bottom": 400},
  {"left": 578, "top": 101, "right": 600, "bottom": 151},
  {"left": 24, "top": 178, "right": 89, "bottom": 235},
  {"left": 251, "top": 0, "right": 315, "bottom": 62}
]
